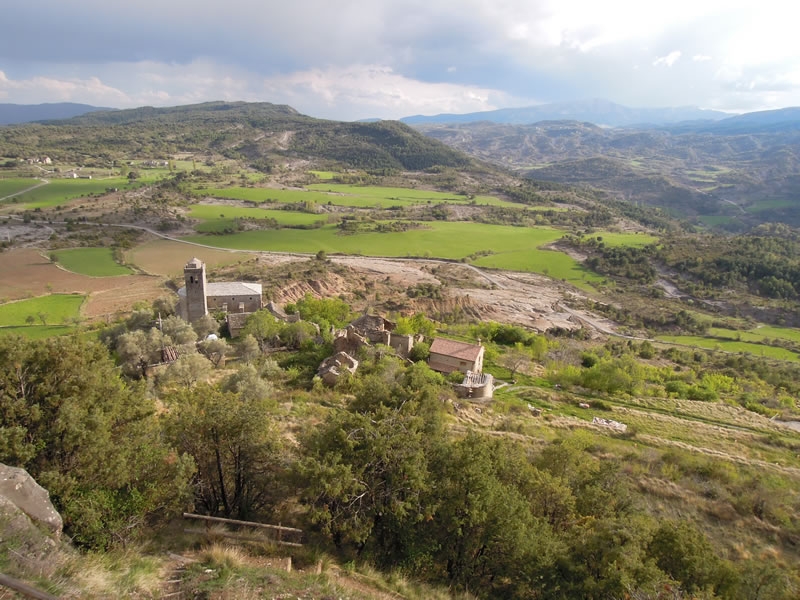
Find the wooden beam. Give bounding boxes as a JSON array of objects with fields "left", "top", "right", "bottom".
[
  {"left": 183, "top": 528, "right": 303, "bottom": 547},
  {"left": 182, "top": 512, "right": 302, "bottom": 534},
  {"left": 0, "top": 573, "right": 60, "bottom": 600}
]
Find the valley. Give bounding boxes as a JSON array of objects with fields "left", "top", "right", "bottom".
[{"left": 1, "top": 101, "right": 800, "bottom": 599}]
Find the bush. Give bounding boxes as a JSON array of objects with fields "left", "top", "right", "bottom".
[{"left": 408, "top": 342, "right": 431, "bottom": 362}]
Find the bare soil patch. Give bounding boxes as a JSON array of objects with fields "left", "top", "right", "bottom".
[{"left": 0, "top": 248, "right": 167, "bottom": 319}]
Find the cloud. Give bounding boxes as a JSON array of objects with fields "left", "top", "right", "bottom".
[
  {"left": 653, "top": 51, "right": 682, "bottom": 68},
  {"left": 0, "top": 70, "right": 130, "bottom": 105},
  {"left": 0, "top": 0, "right": 799, "bottom": 116},
  {"left": 261, "top": 65, "right": 516, "bottom": 120}
]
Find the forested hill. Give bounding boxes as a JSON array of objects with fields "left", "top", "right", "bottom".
[{"left": 0, "top": 101, "right": 475, "bottom": 173}]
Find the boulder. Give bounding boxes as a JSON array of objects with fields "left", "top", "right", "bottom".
[{"left": 0, "top": 464, "right": 62, "bottom": 538}]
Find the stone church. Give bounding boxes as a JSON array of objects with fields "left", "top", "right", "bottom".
[{"left": 177, "top": 257, "right": 263, "bottom": 323}]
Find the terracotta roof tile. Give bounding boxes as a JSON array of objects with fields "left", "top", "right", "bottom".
[{"left": 429, "top": 338, "right": 483, "bottom": 361}]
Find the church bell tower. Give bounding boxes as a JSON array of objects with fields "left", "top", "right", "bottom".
[{"left": 184, "top": 257, "right": 208, "bottom": 322}]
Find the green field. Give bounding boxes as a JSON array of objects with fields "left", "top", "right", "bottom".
[
  {"left": 579, "top": 232, "right": 658, "bottom": 247},
  {"left": 473, "top": 250, "right": 603, "bottom": 288},
  {"left": 697, "top": 215, "right": 738, "bottom": 227},
  {"left": 745, "top": 199, "right": 796, "bottom": 213},
  {"left": 305, "top": 183, "right": 519, "bottom": 207},
  {"left": 197, "top": 184, "right": 524, "bottom": 209},
  {"left": 657, "top": 334, "right": 800, "bottom": 362},
  {"left": 0, "top": 324, "right": 74, "bottom": 339},
  {"left": 52, "top": 247, "right": 133, "bottom": 276},
  {"left": 4, "top": 177, "right": 133, "bottom": 209},
  {"left": 707, "top": 325, "right": 800, "bottom": 345},
  {"left": 309, "top": 170, "right": 337, "bottom": 180},
  {"left": 182, "top": 222, "right": 604, "bottom": 285},
  {"left": 189, "top": 205, "right": 327, "bottom": 232},
  {"left": 0, "top": 178, "right": 40, "bottom": 199},
  {"left": 0, "top": 294, "right": 85, "bottom": 327}
]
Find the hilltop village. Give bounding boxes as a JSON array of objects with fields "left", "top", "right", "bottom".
[{"left": 177, "top": 256, "right": 493, "bottom": 397}]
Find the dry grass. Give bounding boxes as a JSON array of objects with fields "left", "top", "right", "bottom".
[{"left": 127, "top": 238, "right": 248, "bottom": 276}]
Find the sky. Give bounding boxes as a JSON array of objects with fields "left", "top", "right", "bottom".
[{"left": 1, "top": 0, "right": 798, "bottom": 121}]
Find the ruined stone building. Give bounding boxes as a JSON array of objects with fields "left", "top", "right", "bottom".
[
  {"left": 333, "top": 314, "right": 422, "bottom": 359},
  {"left": 176, "top": 258, "right": 263, "bottom": 331}
]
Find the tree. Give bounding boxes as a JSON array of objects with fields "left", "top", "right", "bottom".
[
  {"left": 0, "top": 335, "right": 194, "bottom": 549},
  {"left": 499, "top": 342, "right": 533, "bottom": 379},
  {"left": 152, "top": 295, "right": 178, "bottom": 317},
  {"left": 238, "top": 333, "right": 260, "bottom": 363},
  {"left": 428, "top": 433, "right": 558, "bottom": 596},
  {"left": 297, "top": 403, "right": 433, "bottom": 557},
  {"left": 160, "top": 353, "right": 212, "bottom": 389},
  {"left": 395, "top": 313, "right": 436, "bottom": 338},
  {"left": 220, "top": 365, "right": 273, "bottom": 403},
  {"left": 198, "top": 337, "right": 229, "bottom": 368},
  {"left": 241, "top": 310, "right": 283, "bottom": 350},
  {"left": 408, "top": 341, "right": 430, "bottom": 362},
  {"left": 192, "top": 313, "right": 219, "bottom": 339},
  {"left": 647, "top": 520, "right": 728, "bottom": 595},
  {"left": 164, "top": 384, "right": 284, "bottom": 519},
  {"left": 289, "top": 293, "right": 352, "bottom": 328},
  {"left": 160, "top": 315, "right": 197, "bottom": 347},
  {"left": 116, "top": 328, "right": 165, "bottom": 377},
  {"left": 280, "top": 320, "right": 318, "bottom": 349}
]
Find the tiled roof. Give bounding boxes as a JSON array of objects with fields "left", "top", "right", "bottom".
[
  {"left": 206, "top": 282, "right": 262, "bottom": 297},
  {"left": 429, "top": 338, "right": 483, "bottom": 361},
  {"left": 177, "top": 281, "right": 262, "bottom": 297}
]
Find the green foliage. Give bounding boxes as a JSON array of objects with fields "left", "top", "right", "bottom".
[
  {"left": 297, "top": 403, "right": 434, "bottom": 553},
  {"left": 647, "top": 520, "right": 732, "bottom": 595},
  {"left": 163, "top": 383, "right": 285, "bottom": 519},
  {"left": 408, "top": 342, "right": 431, "bottom": 362},
  {"left": 662, "top": 228, "right": 800, "bottom": 299},
  {"left": 288, "top": 293, "right": 353, "bottom": 329},
  {"left": 394, "top": 313, "right": 436, "bottom": 337},
  {"left": 0, "top": 335, "right": 194, "bottom": 548}
]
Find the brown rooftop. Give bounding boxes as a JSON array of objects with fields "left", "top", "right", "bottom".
[{"left": 429, "top": 338, "right": 483, "bottom": 361}]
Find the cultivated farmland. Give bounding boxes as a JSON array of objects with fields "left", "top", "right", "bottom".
[
  {"left": 0, "top": 178, "right": 41, "bottom": 199},
  {"left": 52, "top": 247, "right": 134, "bottom": 276},
  {"left": 189, "top": 205, "right": 327, "bottom": 232},
  {"left": 3, "top": 177, "right": 133, "bottom": 210},
  {"left": 196, "top": 184, "right": 524, "bottom": 209},
  {"left": 657, "top": 334, "right": 800, "bottom": 362},
  {"left": 0, "top": 293, "right": 84, "bottom": 326}
]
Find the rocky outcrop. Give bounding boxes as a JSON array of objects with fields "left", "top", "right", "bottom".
[{"left": 0, "top": 464, "right": 62, "bottom": 539}]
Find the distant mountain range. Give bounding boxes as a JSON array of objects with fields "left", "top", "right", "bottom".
[
  {"left": 413, "top": 108, "right": 800, "bottom": 229},
  {"left": 0, "top": 102, "right": 114, "bottom": 125},
  {"left": 401, "top": 99, "right": 733, "bottom": 127}
]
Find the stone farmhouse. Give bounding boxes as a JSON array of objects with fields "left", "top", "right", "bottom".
[
  {"left": 428, "top": 338, "right": 485, "bottom": 374},
  {"left": 176, "top": 258, "right": 263, "bottom": 330}
]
